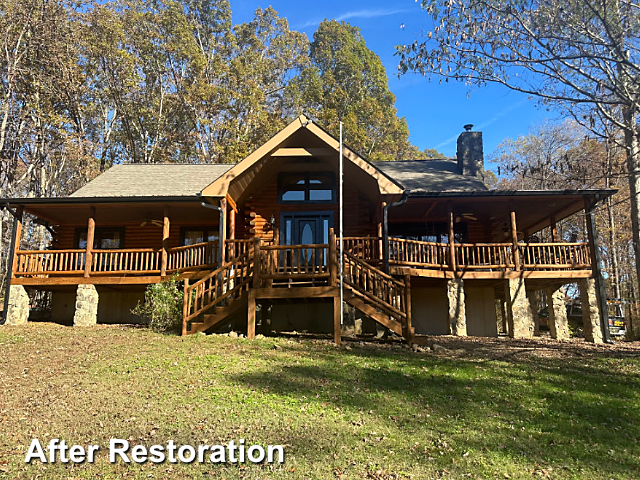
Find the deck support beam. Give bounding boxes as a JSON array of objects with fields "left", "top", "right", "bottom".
[
  {"left": 333, "top": 295, "right": 341, "bottom": 345},
  {"left": 527, "top": 291, "right": 541, "bottom": 335},
  {"left": 505, "top": 277, "right": 534, "bottom": 338},
  {"left": 447, "top": 278, "right": 467, "bottom": 336},
  {"left": 4, "top": 284, "right": 29, "bottom": 325},
  {"left": 403, "top": 274, "right": 413, "bottom": 343},
  {"left": 547, "top": 286, "right": 569, "bottom": 340},
  {"left": 584, "top": 197, "right": 611, "bottom": 343},
  {"left": 73, "top": 284, "right": 98, "bottom": 326},
  {"left": 578, "top": 278, "right": 604, "bottom": 344},
  {"left": 2, "top": 205, "right": 23, "bottom": 325},
  {"left": 247, "top": 290, "right": 256, "bottom": 339}
]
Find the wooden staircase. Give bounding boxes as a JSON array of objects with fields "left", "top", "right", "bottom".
[
  {"left": 182, "top": 236, "right": 413, "bottom": 342},
  {"left": 182, "top": 250, "right": 253, "bottom": 335},
  {"left": 341, "top": 251, "right": 413, "bottom": 340}
]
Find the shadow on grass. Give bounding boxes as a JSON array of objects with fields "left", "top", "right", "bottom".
[{"left": 227, "top": 344, "right": 640, "bottom": 477}]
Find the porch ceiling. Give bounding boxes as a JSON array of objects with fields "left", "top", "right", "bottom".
[
  {"left": 7, "top": 199, "right": 215, "bottom": 226},
  {"left": 387, "top": 192, "right": 610, "bottom": 241}
]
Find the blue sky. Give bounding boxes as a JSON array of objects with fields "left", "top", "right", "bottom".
[{"left": 231, "top": 0, "right": 560, "bottom": 159}]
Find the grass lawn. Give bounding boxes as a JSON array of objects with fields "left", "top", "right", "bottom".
[{"left": 0, "top": 324, "right": 639, "bottom": 479}]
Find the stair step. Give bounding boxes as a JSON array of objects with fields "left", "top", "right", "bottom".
[{"left": 344, "top": 294, "right": 404, "bottom": 337}]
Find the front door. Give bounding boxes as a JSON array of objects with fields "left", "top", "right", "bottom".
[{"left": 281, "top": 212, "right": 334, "bottom": 264}]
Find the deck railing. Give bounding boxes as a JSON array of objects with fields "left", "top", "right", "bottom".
[
  {"left": 456, "top": 243, "right": 514, "bottom": 270},
  {"left": 519, "top": 242, "right": 591, "bottom": 270},
  {"left": 92, "top": 248, "right": 161, "bottom": 274},
  {"left": 388, "top": 237, "right": 449, "bottom": 268},
  {"left": 167, "top": 241, "right": 218, "bottom": 272},
  {"left": 12, "top": 237, "right": 592, "bottom": 278},
  {"left": 343, "top": 236, "right": 381, "bottom": 265},
  {"left": 257, "top": 243, "right": 329, "bottom": 282},
  {"left": 386, "top": 237, "right": 591, "bottom": 271},
  {"left": 224, "top": 239, "right": 253, "bottom": 261},
  {"left": 14, "top": 249, "right": 86, "bottom": 276}
]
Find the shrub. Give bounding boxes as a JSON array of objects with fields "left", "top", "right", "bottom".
[{"left": 132, "top": 275, "right": 183, "bottom": 333}]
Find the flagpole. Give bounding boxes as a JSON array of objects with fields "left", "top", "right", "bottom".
[{"left": 339, "top": 122, "right": 344, "bottom": 326}]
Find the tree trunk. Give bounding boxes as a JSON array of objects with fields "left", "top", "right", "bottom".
[{"left": 623, "top": 107, "right": 640, "bottom": 339}]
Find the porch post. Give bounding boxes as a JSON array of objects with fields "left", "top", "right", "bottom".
[
  {"left": 333, "top": 295, "right": 342, "bottom": 345},
  {"left": 584, "top": 196, "right": 611, "bottom": 343},
  {"left": 84, "top": 207, "right": 96, "bottom": 278},
  {"left": 10, "top": 205, "right": 24, "bottom": 279},
  {"left": 550, "top": 215, "right": 559, "bottom": 242},
  {"left": 220, "top": 197, "right": 227, "bottom": 264},
  {"left": 229, "top": 206, "right": 235, "bottom": 258},
  {"left": 252, "top": 237, "right": 262, "bottom": 289},
  {"left": 161, "top": 205, "right": 170, "bottom": 276},
  {"left": 447, "top": 202, "right": 456, "bottom": 271},
  {"left": 378, "top": 202, "right": 385, "bottom": 264},
  {"left": 403, "top": 274, "right": 413, "bottom": 344},
  {"left": 328, "top": 228, "right": 337, "bottom": 287},
  {"left": 510, "top": 205, "right": 520, "bottom": 271}
]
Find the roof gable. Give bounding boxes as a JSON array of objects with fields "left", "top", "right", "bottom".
[{"left": 199, "top": 115, "right": 405, "bottom": 198}]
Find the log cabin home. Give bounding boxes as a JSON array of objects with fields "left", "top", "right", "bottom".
[{"left": 1, "top": 115, "right": 614, "bottom": 344}]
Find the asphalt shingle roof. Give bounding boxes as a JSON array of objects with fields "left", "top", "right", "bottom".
[
  {"left": 69, "top": 159, "right": 487, "bottom": 198},
  {"left": 70, "top": 164, "right": 234, "bottom": 198},
  {"left": 375, "top": 160, "right": 488, "bottom": 192}
]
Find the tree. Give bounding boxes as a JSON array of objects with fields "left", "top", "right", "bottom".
[
  {"left": 492, "top": 120, "right": 634, "bottom": 329},
  {"left": 397, "top": 0, "right": 640, "bottom": 328},
  {"left": 291, "top": 20, "right": 418, "bottom": 161}
]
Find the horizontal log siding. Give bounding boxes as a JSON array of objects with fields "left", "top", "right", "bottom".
[
  {"left": 53, "top": 222, "right": 218, "bottom": 250},
  {"left": 240, "top": 178, "right": 375, "bottom": 241}
]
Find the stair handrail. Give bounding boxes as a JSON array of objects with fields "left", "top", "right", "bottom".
[
  {"left": 341, "top": 250, "right": 407, "bottom": 320},
  {"left": 183, "top": 249, "right": 253, "bottom": 327}
]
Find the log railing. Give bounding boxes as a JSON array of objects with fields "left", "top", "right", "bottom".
[
  {"left": 343, "top": 236, "right": 381, "bottom": 265},
  {"left": 225, "top": 239, "right": 253, "bottom": 261},
  {"left": 519, "top": 242, "right": 591, "bottom": 270},
  {"left": 92, "top": 248, "right": 161, "bottom": 274},
  {"left": 14, "top": 249, "right": 86, "bottom": 276},
  {"left": 12, "top": 237, "right": 592, "bottom": 278},
  {"left": 456, "top": 243, "right": 514, "bottom": 270},
  {"left": 256, "top": 243, "right": 329, "bottom": 283},
  {"left": 386, "top": 237, "right": 591, "bottom": 271},
  {"left": 343, "top": 250, "right": 407, "bottom": 320},
  {"left": 388, "top": 237, "right": 448, "bottom": 268},
  {"left": 183, "top": 250, "right": 253, "bottom": 326},
  {"left": 167, "top": 241, "right": 218, "bottom": 272}
]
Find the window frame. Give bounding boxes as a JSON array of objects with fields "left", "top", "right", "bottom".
[
  {"left": 74, "top": 227, "right": 126, "bottom": 249},
  {"left": 278, "top": 171, "right": 336, "bottom": 204},
  {"left": 179, "top": 226, "right": 219, "bottom": 246}
]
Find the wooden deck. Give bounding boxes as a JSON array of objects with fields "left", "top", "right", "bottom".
[{"left": 11, "top": 236, "right": 592, "bottom": 285}]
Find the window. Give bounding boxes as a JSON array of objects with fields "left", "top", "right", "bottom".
[
  {"left": 180, "top": 227, "right": 219, "bottom": 246},
  {"left": 279, "top": 172, "right": 335, "bottom": 203},
  {"left": 389, "top": 222, "right": 467, "bottom": 243},
  {"left": 75, "top": 228, "right": 125, "bottom": 249}
]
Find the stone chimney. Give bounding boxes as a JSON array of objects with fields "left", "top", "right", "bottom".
[{"left": 456, "top": 124, "right": 484, "bottom": 178}]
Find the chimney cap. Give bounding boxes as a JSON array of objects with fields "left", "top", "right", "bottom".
[{"left": 463, "top": 124, "right": 473, "bottom": 132}]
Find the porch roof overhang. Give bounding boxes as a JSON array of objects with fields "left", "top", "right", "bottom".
[
  {"left": 199, "top": 115, "right": 405, "bottom": 201},
  {"left": 1, "top": 196, "right": 209, "bottom": 225},
  {"left": 391, "top": 188, "right": 616, "bottom": 241}
]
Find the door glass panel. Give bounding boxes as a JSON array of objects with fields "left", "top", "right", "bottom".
[
  {"left": 301, "top": 222, "right": 314, "bottom": 245},
  {"left": 301, "top": 222, "right": 314, "bottom": 262}
]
